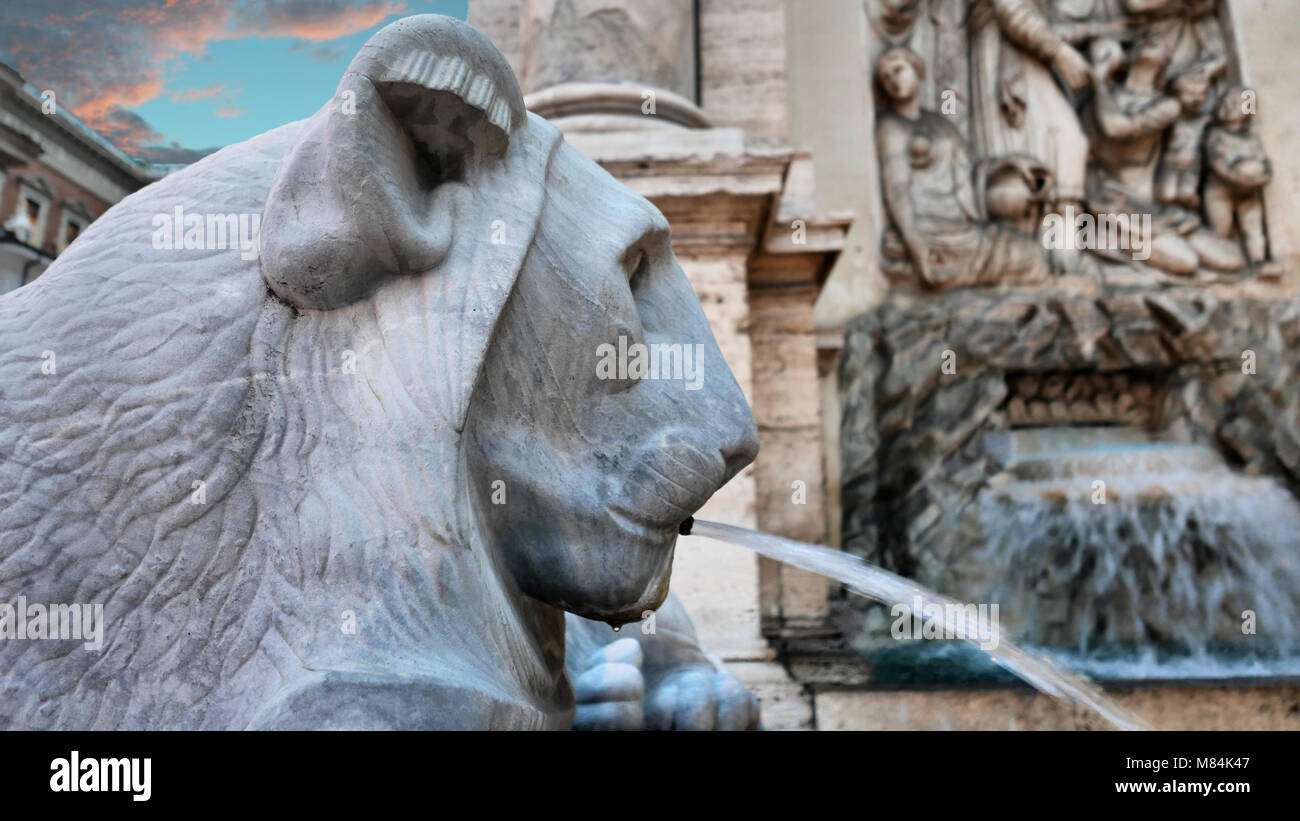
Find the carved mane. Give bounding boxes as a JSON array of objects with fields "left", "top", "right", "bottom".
[{"left": 0, "top": 16, "right": 574, "bottom": 729}]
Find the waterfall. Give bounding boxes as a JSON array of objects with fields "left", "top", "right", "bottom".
[{"left": 978, "top": 429, "right": 1300, "bottom": 656}]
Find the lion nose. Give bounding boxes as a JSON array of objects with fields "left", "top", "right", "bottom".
[{"left": 718, "top": 414, "right": 759, "bottom": 484}]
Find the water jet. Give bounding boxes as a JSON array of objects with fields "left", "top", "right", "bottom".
[{"left": 689, "top": 518, "right": 1154, "bottom": 730}]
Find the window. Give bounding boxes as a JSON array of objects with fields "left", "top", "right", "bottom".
[
  {"left": 57, "top": 200, "right": 92, "bottom": 255},
  {"left": 57, "top": 216, "right": 83, "bottom": 254},
  {"left": 6, "top": 177, "right": 53, "bottom": 248}
]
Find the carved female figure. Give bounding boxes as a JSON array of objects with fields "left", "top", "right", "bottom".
[
  {"left": 867, "top": 0, "right": 971, "bottom": 134},
  {"left": 876, "top": 46, "right": 1049, "bottom": 288}
]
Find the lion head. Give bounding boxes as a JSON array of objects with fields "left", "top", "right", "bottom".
[{"left": 0, "top": 15, "right": 756, "bottom": 729}]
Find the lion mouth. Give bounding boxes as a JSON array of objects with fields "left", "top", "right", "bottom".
[
  {"left": 607, "top": 504, "right": 681, "bottom": 544},
  {"left": 603, "top": 435, "right": 725, "bottom": 542}
]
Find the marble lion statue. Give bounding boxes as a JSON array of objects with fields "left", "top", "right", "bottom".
[{"left": 0, "top": 15, "right": 760, "bottom": 730}]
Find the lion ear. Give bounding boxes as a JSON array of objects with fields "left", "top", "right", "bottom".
[{"left": 259, "top": 14, "right": 527, "bottom": 310}]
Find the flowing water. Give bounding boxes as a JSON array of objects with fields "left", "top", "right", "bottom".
[
  {"left": 977, "top": 430, "right": 1300, "bottom": 654},
  {"left": 689, "top": 518, "right": 1154, "bottom": 731}
]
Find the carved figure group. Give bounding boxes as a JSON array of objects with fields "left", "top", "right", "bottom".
[{"left": 870, "top": 0, "right": 1278, "bottom": 287}]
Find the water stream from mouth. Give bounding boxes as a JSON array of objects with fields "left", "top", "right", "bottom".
[{"left": 688, "top": 518, "right": 1152, "bottom": 731}]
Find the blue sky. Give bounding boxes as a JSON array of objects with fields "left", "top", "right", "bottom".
[{"left": 0, "top": 0, "right": 468, "bottom": 162}]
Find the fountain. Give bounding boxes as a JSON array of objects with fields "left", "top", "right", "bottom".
[
  {"left": 5, "top": 4, "right": 1299, "bottom": 732},
  {"left": 978, "top": 428, "right": 1300, "bottom": 655},
  {"left": 688, "top": 518, "right": 1152, "bottom": 730},
  {"left": 829, "top": 0, "right": 1300, "bottom": 728}
]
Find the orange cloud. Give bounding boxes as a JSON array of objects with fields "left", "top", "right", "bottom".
[
  {"left": 2, "top": 1, "right": 413, "bottom": 156},
  {"left": 83, "top": 106, "right": 166, "bottom": 156},
  {"left": 169, "top": 84, "right": 228, "bottom": 103},
  {"left": 72, "top": 78, "right": 168, "bottom": 136},
  {"left": 246, "top": 2, "right": 407, "bottom": 41}
]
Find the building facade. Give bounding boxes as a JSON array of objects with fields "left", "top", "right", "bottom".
[{"left": 0, "top": 61, "right": 154, "bottom": 294}]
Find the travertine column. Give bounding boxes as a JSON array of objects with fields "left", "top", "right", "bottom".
[
  {"left": 670, "top": 249, "right": 768, "bottom": 661},
  {"left": 749, "top": 285, "right": 829, "bottom": 626},
  {"left": 520, "top": 0, "right": 696, "bottom": 99},
  {"left": 515, "top": 0, "right": 708, "bottom": 131}
]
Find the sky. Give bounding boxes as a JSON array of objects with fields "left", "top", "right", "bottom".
[{"left": 0, "top": 0, "right": 469, "bottom": 163}]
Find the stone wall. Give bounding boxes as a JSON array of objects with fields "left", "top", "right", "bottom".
[
  {"left": 839, "top": 284, "right": 1300, "bottom": 645},
  {"left": 750, "top": 285, "right": 830, "bottom": 628},
  {"left": 698, "top": 0, "right": 790, "bottom": 143},
  {"left": 816, "top": 683, "right": 1300, "bottom": 730}
]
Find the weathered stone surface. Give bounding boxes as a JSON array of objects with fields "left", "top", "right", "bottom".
[
  {"left": 816, "top": 685, "right": 1300, "bottom": 731},
  {"left": 868, "top": 1, "right": 1282, "bottom": 286},
  {"left": 840, "top": 284, "right": 1300, "bottom": 648},
  {"left": 0, "top": 15, "right": 764, "bottom": 730},
  {"left": 699, "top": 0, "right": 790, "bottom": 142}
]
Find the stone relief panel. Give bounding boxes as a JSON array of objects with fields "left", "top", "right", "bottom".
[
  {"left": 520, "top": 0, "right": 697, "bottom": 99},
  {"left": 868, "top": 0, "right": 1279, "bottom": 289}
]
